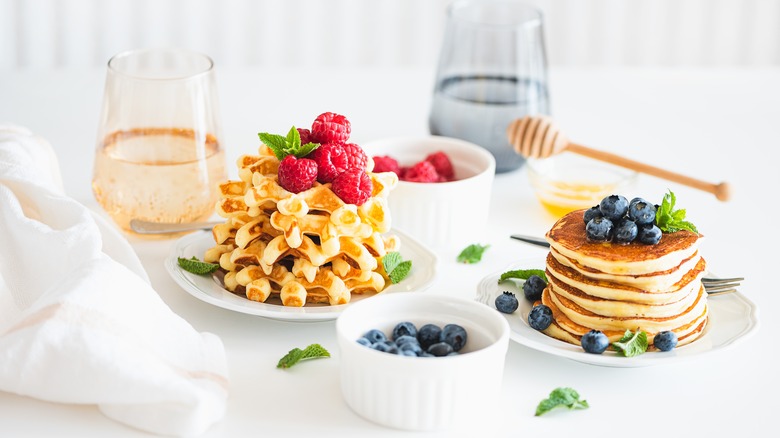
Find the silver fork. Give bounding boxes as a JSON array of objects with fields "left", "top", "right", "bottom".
[{"left": 510, "top": 234, "right": 743, "bottom": 295}]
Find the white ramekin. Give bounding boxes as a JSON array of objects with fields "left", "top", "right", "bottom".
[
  {"left": 362, "top": 136, "right": 496, "bottom": 251},
  {"left": 336, "top": 293, "right": 510, "bottom": 431}
]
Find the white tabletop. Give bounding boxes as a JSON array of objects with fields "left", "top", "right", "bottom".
[{"left": 0, "top": 66, "right": 777, "bottom": 437}]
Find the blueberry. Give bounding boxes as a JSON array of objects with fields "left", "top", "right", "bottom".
[
  {"left": 356, "top": 337, "right": 372, "bottom": 347},
  {"left": 398, "top": 349, "right": 417, "bottom": 357},
  {"left": 440, "top": 324, "right": 468, "bottom": 351},
  {"left": 523, "top": 275, "right": 547, "bottom": 302},
  {"left": 394, "top": 334, "right": 418, "bottom": 348},
  {"left": 528, "top": 304, "right": 553, "bottom": 331},
  {"left": 392, "top": 321, "right": 417, "bottom": 340},
  {"left": 613, "top": 219, "right": 638, "bottom": 244},
  {"left": 419, "top": 351, "right": 435, "bottom": 358},
  {"left": 371, "top": 341, "right": 398, "bottom": 354},
  {"left": 583, "top": 205, "right": 602, "bottom": 224},
  {"left": 398, "top": 341, "right": 423, "bottom": 356},
  {"left": 427, "top": 342, "right": 454, "bottom": 357},
  {"left": 628, "top": 198, "right": 656, "bottom": 225},
  {"left": 638, "top": 224, "right": 662, "bottom": 245},
  {"left": 599, "top": 195, "right": 629, "bottom": 221},
  {"left": 363, "top": 329, "right": 386, "bottom": 344},
  {"left": 495, "top": 291, "right": 519, "bottom": 313},
  {"left": 580, "top": 330, "right": 610, "bottom": 354},
  {"left": 653, "top": 331, "right": 678, "bottom": 352},
  {"left": 417, "top": 324, "right": 442, "bottom": 350},
  {"left": 586, "top": 217, "right": 613, "bottom": 241},
  {"left": 446, "top": 351, "right": 459, "bottom": 356}
]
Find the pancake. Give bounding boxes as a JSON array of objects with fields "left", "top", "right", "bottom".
[{"left": 538, "top": 208, "right": 709, "bottom": 351}]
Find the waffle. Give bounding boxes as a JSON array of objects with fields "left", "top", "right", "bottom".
[
  {"left": 540, "top": 209, "right": 708, "bottom": 349},
  {"left": 205, "top": 144, "right": 400, "bottom": 307}
]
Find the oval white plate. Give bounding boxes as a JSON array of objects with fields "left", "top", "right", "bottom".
[
  {"left": 476, "top": 260, "right": 759, "bottom": 367},
  {"left": 166, "top": 229, "right": 438, "bottom": 322}
]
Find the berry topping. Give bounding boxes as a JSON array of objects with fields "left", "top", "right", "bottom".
[
  {"left": 331, "top": 167, "right": 373, "bottom": 205},
  {"left": 342, "top": 142, "right": 368, "bottom": 171},
  {"left": 425, "top": 151, "right": 455, "bottom": 181},
  {"left": 440, "top": 324, "right": 467, "bottom": 351},
  {"left": 417, "top": 324, "right": 442, "bottom": 350},
  {"left": 307, "top": 142, "right": 349, "bottom": 183},
  {"left": 403, "top": 160, "right": 439, "bottom": 183},
  {"left": 628, "top": 197, "right": 656, "bottom": 225},
  {"left": 613, "top": 218, "right": 638, "bottom": 244},
  {"left": 297, "top": 128, "right": 315, "bottom": 146},
  {"left": 599, "top": 195, "right": 629, "bottom": 221},
  {"left": 528, "top": 304, "right": 553, "bottom": 331},
  {"left": 495, "top": 291, "right": 519, "bottom": 314},
  {"left": 372, "top": 155, "right": 401, "bottom": 174},
  {"left": 392, "top": 321, "right": 417, "bottom": 340},
  {"left": 311, "top": 112, "right": 351, "bottom": 144},
  {"left": 638, "top": 224, "right": 662, "bottom": 245},
  {"left": 653, "top": 331, "right": 678, "bottom": 351},
  {"left": 586, "top": 216, "right": 613, "bottom": 241},
  {"left": 277, "top": 155, "right": 318, "bottom": 193},
  {"left": 523, "top": 275, "right": 547, "bottom": 302},
  {"left": 583, "top": 205, "right": 602, "bottom": 224},
  {"left": 581, "top": 330, "right": 610, "bottom": 354}
]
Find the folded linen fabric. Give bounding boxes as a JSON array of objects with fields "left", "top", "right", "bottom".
[{"left": 0, "top": 125, "right": 229, "bottom": 437}]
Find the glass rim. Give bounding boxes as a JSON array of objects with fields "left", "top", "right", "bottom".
[
  {"left": 447, "top": 0, "right": 543, "bottom": 29},
  {"left": 107, "top": 47, "right": 215, "bottom": 81}
]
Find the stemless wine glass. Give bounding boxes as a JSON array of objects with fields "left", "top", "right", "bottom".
[
  {"left": 429, "top": 0, "right": 550, "bottom": 173},
  {"left": 92, "top": 48, "right": 227, "bottom": 233}
]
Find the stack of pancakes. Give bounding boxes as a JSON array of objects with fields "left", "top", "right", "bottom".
[
  {"left": 541, "top": 210, "right": 708, "bottom": 348},
  {"left": 204, "top": 144, "right": 399, "bottom": 307}
]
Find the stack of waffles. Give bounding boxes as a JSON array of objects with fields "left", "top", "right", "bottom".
[{"left": 204, "top": 145, "right": 400, "bottom": 307}]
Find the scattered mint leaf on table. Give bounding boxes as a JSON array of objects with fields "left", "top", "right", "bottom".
[
  {"left": 382, "top": 252, "right": 412, "bottom": 284},
  {"left": 258, "top": 125, "right": 320, "bottom": 160},
  {"left": 655, "top": 190, "right": 698, "bottom": 234},
  {"left": 498, "top": 268, "right": 547, "bottom": 284},
  {"left": 457, "top": 244, "right": 489, "bottom": 264},
  {"left": 177, "top": 257, "right": 219, "bottom": 275},
  {"left": 277, "top": 344, "right": 331, "bottom": 369},
  {"left": 535, "top": 387, "right": 589, "bottom": 416},
  {"left": 611, "top": 329, "right": 648, "bottom": 357}
]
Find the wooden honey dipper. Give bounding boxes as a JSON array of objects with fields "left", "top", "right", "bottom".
[{"left": 507, "top": 116, "right": 731, "bottom": 201}]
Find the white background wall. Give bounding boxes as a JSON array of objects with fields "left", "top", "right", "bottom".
[{"left": 1, "top": 0, "right": 778, "bottom": 69}]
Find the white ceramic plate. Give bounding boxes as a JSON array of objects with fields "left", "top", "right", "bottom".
[
  {"left": 165, "top": 229, "right": 438, "bottom": 322},
  {"left": 475, "top": 260, "right": 759, "bottom": 367}
]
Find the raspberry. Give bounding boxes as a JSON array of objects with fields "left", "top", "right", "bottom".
[
  {"left": 311, "top": 112, "right": 351, "bottom": 144},
  {"left": 425, "top": 151, "right": 454, "bottom": 181},
  {"left": 402, "top": 160, "right": 439, "bottom": 183},
  {"left": 372, "top": 155, "right": 400, "bottom": 174},
  {"left": 342, "top": 143, "right": 368, "bottom": 170},
  {"left": 277, "top": 155, "right": 318, "bottom": 193},
  {"left": 307, "top": 142, "right": 349, "bottom": 183},
  {"left": 297, "top": 128, "right": 314, "bottom": 146},
  {"left": 331, "top": 167, "right": 372, "bottom": 205}
]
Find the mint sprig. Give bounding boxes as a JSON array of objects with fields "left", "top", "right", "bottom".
[
  {"left": 258, "top": 125, "right": 320, "bottom": 161},
  {"left": 611, "top": 329, "right": 648, "bottom": 357},
  {"left": 382, "top": 251, "right": 412, "bottom": 284},
  {"left": 177, "top": 256, "right": 219, "bottom": 275},
  {"left": 655, "top": 190, "right": 698, "bottom": 234},
  {"left": 457, "top": 243, "right": 489, "bottom": 264},
  {"left": 498, "top": 268, "right": 547, "bottom": 284},
  {"left": 535, "top": 387, "right": 589, "bottom": 416},
  {"left": 276, "top": 343, "right": 331, "bottom": 369}
]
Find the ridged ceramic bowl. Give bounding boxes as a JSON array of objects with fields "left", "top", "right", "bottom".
[
  {"left": 336, "top": 293, "right": 510, "bottom": 431},
  {"left": 362, "top": 136, "right": 495, "bottom": 251}
]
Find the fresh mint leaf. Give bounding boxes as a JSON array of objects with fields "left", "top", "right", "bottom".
[
  {"left": 382, "top": 252, "right": 412, "bottom": 284},
  {"left": 388, "top": 260, "right": 412, "bottom": 284},
  {"left": 298, "top": 141, "right": 320, "bottom": 157},
  {"left": 611, "top": 329, "right": 648, "bottom": 357},
  {"left": 177, "top": 256, "right": 219, "bottom": 275},
  {"left": 655, "top": 190, "right": 698, "bottom": 234},
  {"left": 258, "top": 132, "right": 289, "bottom": 160},
  {"left": 277, "top": 343, "right": 330, "bottom": 369},
  {"left": 535, "top": 387, "right": 589, "bottom": 416},
  {"left": 258, "top": 125, "right": 321, "bottom": 160},
  {"left": 457, "top": 243, "right": 489, "bottom": 264},
  {"left": 498, "top": 269, "right": 547, "bottom": 284}
]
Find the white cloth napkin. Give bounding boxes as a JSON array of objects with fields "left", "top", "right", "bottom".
[{"left": 0, "top": 125, "right": 229, "bottom": 437}]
